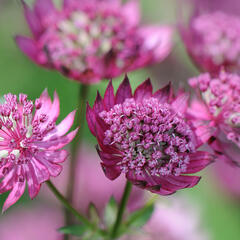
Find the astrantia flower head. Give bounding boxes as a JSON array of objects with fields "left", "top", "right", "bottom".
[
  {"left": 16, "top": 0, "right": 172, "bottom": 84},
  {"left": 188, "top": 71, "right": 240, "bottom": 165},
  {"left": 181, "top": 11, "right": 240, "bottom": 74},
  {"left": 0, "top": 90, "right": 77, "bottom": 211},
  {"left": 86, "top": 76, "right": 213, "bottom": 195}
]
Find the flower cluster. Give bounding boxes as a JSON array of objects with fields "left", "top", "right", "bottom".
[
  {"left": 188, "top": 71, "right": 240, "bottom": 165},
  {"left": 87, "top": 76, "right": 213, "bottom": 195},
  {"left": 0, "top": 90, "right": 77, "bottom": 211},
  {"left": 16, "top": 0, "right": 172, "bottom": 84}
]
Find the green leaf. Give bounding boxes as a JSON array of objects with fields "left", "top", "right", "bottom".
[
  {"left": 126, "top": 203, "right": 154, "bottom": 229},
  {"left": 104, "top": 196, "right": 118, "bottom": 228},
  {"left": 88, "top": 202, "right": 100, "bottom": 226},
  {"left": 58, "top": 225, "right": 88, "bottom": 236}
]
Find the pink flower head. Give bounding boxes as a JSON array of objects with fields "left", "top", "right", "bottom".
[
  {"left": 16, "top": 0, "right": 173, "bottom": 84},
  {"left": 180, "top": 2, "right": 240, "bottom": 74},
  {"left": 86, "top": 76, "right": 213, "bottom": 195},
  {"left": 188, "top": 71, "right": 240, "bottom": 165},
  {"left": 121, "top": 197, "right": 210, "bottom": 240},
  {"left": 0, "top": 90, "right": 77, "bottom": 211}
]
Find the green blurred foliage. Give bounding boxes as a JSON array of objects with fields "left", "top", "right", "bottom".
[{"left": 0, "top": 1, "right": 240, "bottom": 240}]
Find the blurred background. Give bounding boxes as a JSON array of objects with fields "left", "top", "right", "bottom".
[{"left": 0, "top": 0, "right": 240, "bottom": 239}]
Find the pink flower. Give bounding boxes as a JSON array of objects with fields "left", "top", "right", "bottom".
[
  {"left": 16, "top": 0, "right": 173, "bottom": 84},
  {"left": 0, "top": 90, "right": 77, "bottom": 211},
  {"left": 188, "top": 71, "right": 240, "bottom": 166},
  {"left": 0, "top": 205, "right": 63, "bottom": 240},
  {"left": 121, "top": 197, "right": 210, "bottom": 240},
  {"left": 180, "top": 1, "right": 240, "bottom": 74},
  {"left": 86, "top": 76, "right": 213, "bottom": 195}
]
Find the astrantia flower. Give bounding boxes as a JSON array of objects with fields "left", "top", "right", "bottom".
[
  {"left": 16, "top": 0, "right": 172, "bottom": 84},
  {"left": 0, "top": 90, "right": 77, "bottom": 211},
  {"left": 181, "top": 11, "right": 240, "bottom": 73},
  {"left": 188, "top": 71, "right": 240, "bottom": 165},
  {"left": 86, "top": 76, "right": 213, "bottom": 195}
]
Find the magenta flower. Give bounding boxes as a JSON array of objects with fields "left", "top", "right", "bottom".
[
  {"left": 16, "top": 0, "right": 172, "bottom": 84},
  {"left": 86, "top": 76, "right": 213, "bottom": 195},
  {"left": 180, "top": 1, "right": 240, "bottom": 74},
  {"left": 0, "top": 90, "right": 77, "bottom": 211},
  {"left": 188, "top": 71, "right": 240, "bottom": 166}
]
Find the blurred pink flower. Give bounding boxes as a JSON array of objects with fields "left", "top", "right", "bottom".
[
  {"left": 188, "top": 71, "right": 240, "bottom": 166},
  {"left": 0, "top": 90, "right": 77, "bottom": 211},
  {"left": 180, "top": 0, "right": 240, "bottom": 74},
  {"left": 86, "top": 76, "right": 213, "bottom": 195},
  {"left": 122, "top": 197, "right": 210, "bottom": 240},
  {"left": 214, "top": 155, "right": 240, "bottom": 199},
  {"left": 0, "top": 205, "right": 63, "bottom": 240},
  {"left": 16, "top": 0, "right": 172, "bottom": 84}
]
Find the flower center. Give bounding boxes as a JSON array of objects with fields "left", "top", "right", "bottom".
[
  {"left": 0, "top": 94, "right": 55, "bottom": 167},
  {"left": 39, "top": 7, "right": 128, "bottom": 73},
  {"left": 99, "top": 98, "right": 196, "bottom": 176},
  {"left": 192, "top": 11, "right": 240, "bottom": 66}
]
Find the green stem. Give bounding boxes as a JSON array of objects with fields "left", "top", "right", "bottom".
[
  {"left": 110, "top": 181, "right": 132, "bottom": 239},
  {"left": 46, "top": 180, "right": 94, "bottom": 230},
  {"left": 65, "top": 83, "right": 89, "bottom": 227}
]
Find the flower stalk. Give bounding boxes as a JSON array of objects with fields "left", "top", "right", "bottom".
[
  {"left": 46, "top": 180, "right": 94, "bottom": 230},
  {"left": 110, "top": 181, "right": 132, "bottom": 239},
  {"left": 65, "top": 83, "right": 89, "bottom": 225}
]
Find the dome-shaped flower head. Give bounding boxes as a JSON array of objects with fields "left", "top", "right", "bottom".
[
  {"left": 0, "top": 90, "right": 77, "bottom": 211},
  {"left": 86, "top": 76, "right": 213, "bottom": 195},
  {"left": 188, "top": 71, "right": 240, "bottom": 165},
  {"left": 16, "top": 0, "right": 173, "bottom": 84},
  {"left": 180, "top": 0, "right": 240, "bottom": 74}
]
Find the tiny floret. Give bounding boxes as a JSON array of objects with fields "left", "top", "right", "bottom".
[{"left": 0, "top": 90, "right": 77, "bottom": 211}]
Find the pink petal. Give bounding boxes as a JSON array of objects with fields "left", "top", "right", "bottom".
[
  {"left": 24, "top": 163, "right": 41, "bottom": 199},
  {"left": 139, "top": 26, "right": 173, "bottom": 61},
  {"left": 35, "top": 152, "right": 63, "bottom": 177},
  {"left": 188, "top": 99, "right": 211, "bottom": 120},
  {"left": 31, "top": 158, "right": 50, "bottom": 183},
  {"left": 34, "top": 0, "right": 56, "bottom": 22},
  {"left": 86, "top": 103, "right": 97, "bottom": 136},
  {"left": 0, "top": 168, "right": 15, "bottom": 194},
  {"left": 171, "top": 92, "right": 189, "bottom": 114},
  {"left": 122, "top": 0, "right": 140, "bottom": 27},
  {"left": 153, "top": 82, "right": 172, "bottom": 103},
  {"left": 15, "top": 36, "right": 39, "bottom": 63},
  {"left": 134, "top": 78, "right": 153, "bottom": 101},
  {"left": 115, "top": 75, "right": 132, "bottom": 104},
  {"left": 21, "top": 0, "right": 43, "bottom": 38},
  {"left": 33, "top": 128, "right": 78, "bottom": 150},
  {"left": 2, "top": 180, "right": 26, "bottom": 212},
  {"left": 168, "top": 175, "right": 201, "bottom": 188},
  {"left": 93, "top": 91, "right": 104, "bottom": 114},
  {"left": 46, "top": 110, "right": 76, "bottom": 139},
  {"left": 101, "top": 163, "right": 121, "bottom": 180},
  {"left": 186, "top": 152, "right": 214, "bottom": 174},
  {"left": 104, "top": 80, "right": 115, "bottom": 111},
  {"left": 97, "top": 147, "right": 122, "bottom": 166}
]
